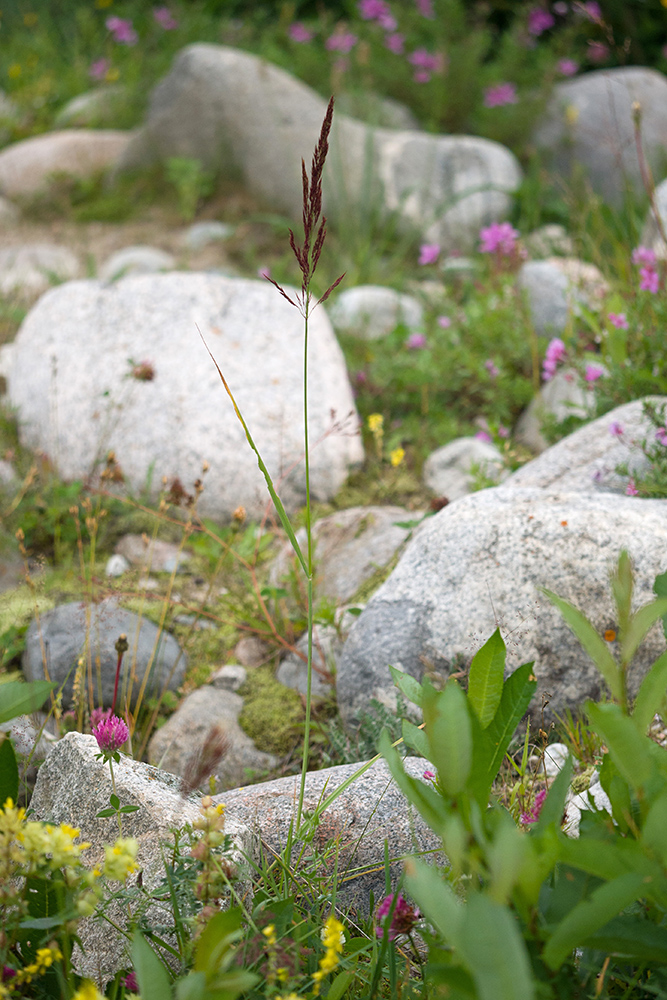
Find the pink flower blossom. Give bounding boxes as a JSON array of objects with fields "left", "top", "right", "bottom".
[
  {"left": 608, "top": 312, "right": 628, "bottom": 329},
  {"left": 413, "top": 70, "right": 431, "bottom": 83},
  {"left": 584, "top": 364, "right": 604, "bottom": 383},
  {"left": 90, "top": 706, "right": 111, "bottom": 730},
  {"left": 640, "top": 267, "right": 659, "bottom": 293},
  {"left": 258, "top": 266, "right": 271, "bottom": 279},
  {"left": 325, "top": 31, "right": 358, "bottom": 53},
  {"left": 484, "top": 359, "right": 499, "bottom": 378},
  {"left": 415, "top": 0, "right": 435, "bottom": 16},
  {"left": 437, "top": 315, "right": 451, "bottom": 329},
  {"left": 106, "top": 16, "right": 138, "bottom": 45},
  {"left": 528, "top": 8, "right": 555, "bottom": 35},
  {"left": 288, "top": 22, "right": 314, "bottom": 43},
  {"left": 609, "top": 421, "right": 624, "bottom": 437},
  {"left": 587, "top": 40, "right": 610, "bottom": 63},
  {"left": 89, "top": 58, "right": 110, "bottom": 81},
  {"left": 558, "top": 58, "right": 579, "bottom": 76},
  {"left": 632, "top": 246, "right": 657, "bottom": 266},
  {"left": 153, "top": 7, "right": 178, "bottom": 30},
  {"left": 376, "top": 893, "right": 420, "bottom": 940},
  {"left": 123, "top": 973, "right": 139, "bottom": 992},
  {"left": 409, "top": 48, "right": 442, "bottom": 71},
  {"left": 358, "top": 0, "right": 391, "bottom": 18},
  {"left": 93, "top": 713, "right": 129, "bottom": 756},
  {"left": 423, "top": 770, "right": 436, "bottom": 780},
  {"left": 406, "top": 332, "right": 427, "bottom": 350},
  {"left": 656, "top": 427, "right": 667, "bottom": 447},
  {"left": 483, "top": 82, "right": 518, "bottom": 108},
  {"left": 479, "top": 221, "right": 519, "bottom": 255},
  {"left": 418, "top": 243, "right": 440, "bottom": 265},
  {"left": 581, "top": 1, "right": 602, "bottom": 20},
  {"left": 626, "top": 478, "right": 639, "bottom": 496},
  {"left": 385, "top": 33, "right": 405, "bottom": 54},
  {"left": 498, "top": 425, "right": 510, "bottom": 438},
  {"left": 542, "top": 337, "right": 567, "bottom": 381},
  {"left": 475, "top": 430, "right": 492, "bottom": 443},
  {"left": 521, "top": 788, "right": 547, "bottom": 826}
]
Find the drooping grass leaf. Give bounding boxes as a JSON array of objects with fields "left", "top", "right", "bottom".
[
  {"left": 533, "top": 752, "right": 572, "bottom": 835},
  {"left": 542, "top": 589, "right": 621, "bottom": 702},
  {"left": 611, "top": 549, "right": 633, "bottom": 636},
  {"left": 467, "top": 628, "right": 506, "bottom": 729},
  {"left": 653, "top": 569, "right": 667, "bottom": 640}
]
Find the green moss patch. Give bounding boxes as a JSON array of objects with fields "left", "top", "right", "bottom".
[{"left": 238, "top": 665, "right": 304, "bottom": 756}]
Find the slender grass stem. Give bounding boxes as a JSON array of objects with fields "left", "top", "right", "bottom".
[{"left": 297, "top": 304, "right": 314, "bottom": 831}]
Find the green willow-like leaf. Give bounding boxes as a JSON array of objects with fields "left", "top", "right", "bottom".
[
  {"left": 467, "top": 628, "right": 506, "bottom": 729},
  {"left": 633, "top": 649, "right": 667, "bottom": 733},
  {"left": 611, "top": 550, "right": 633, "bottom": 637},
  {"left": 132, "top": 932, "right": 173, "bottom": 1000},
  {"left": 0, "top": 737, "right": 19, "bottom": 806},
  {"left": 379, "top": 730, "right": 448, "bottom": 834},
  {"left": 404, "top": 856, "right": 463, "bottom": 944},
  {"left": 587, "top": 702, "right": 654, "bottom": 791},
  {"left": 583, "top": 914, "right": 667, "bottom": 963},
  {"left": 389, "top": 665, "right": 423, "bottom": 707},
  {"left": 621, "top": 598, "right": 667, "bottom": 669},
  {"left": 543, "top": 872, "right": 647, "bottom": 970},
  {"left": 533, "top": 753, "right": 572, "bottom": 835},
  {"left": 401, "top": 718, "right": 430, "bottom": 759},
  {"left": 653, "top": 569, "right": 667, "bottom": 640},
  {"left": 458, "top": 895, "right": 534, "bottom": 1000},
  {"left": 0, "top": 680, "right": 56, "bottom": 725},
  {"left": 424, "top": 681, "right": 471, "bottom": 797},
  {"left": 542, "top": 589, "right": 621, "bottom": 702}
]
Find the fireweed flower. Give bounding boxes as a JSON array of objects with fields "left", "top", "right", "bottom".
[
  {"left": 626, "top": 478, "right": 639, "bottom": 496},
  {"left": 483, "top": 82, "right": 518, "bottom": 108},
  {"left": 656, "top": 427, "right": 667, "bottom": 447},
  {"left": 558, "top": 58, "right": 579, "bottom": 76},
  {"left": 288, "top": 22, "right": 313, "bottom": 42},
  {"left": 385, "top": 32, "right": 405, "bottom": 53},
  {"left": 528, "top": 8, "right": 555, "bottom": 35},
  {"left": 92, "top": 713, "right": 129, "bottom": 756},
  {"left": 632, "top": 246, "right": 657, "bottom": 266},
  {"left": 106, "top": 16, "right": 138, "bottom": 45},
  {"left": 520, "top": 788, "right": 547, "bottom": 826},
  {"left": 376, "top": 893, "right": 420, "bottom": 940},
  {"left": 72, "top": 980, "right": 105, "bottom": 1000},
  {"left": 542, "top": 337, "right": 567, "bottom": 381},
  {"left": 418, "top": 242, "right": 440, "bottom": 265},
  {"left": 475, "top": 430, "right": 492, "bottom": 443},
  {"left": 423, "top": 769, "right": 436, "bottom": 780},
  {"left": 325, "top": 31, "right": 357, "bottom": 53},
  {"left": 153, "top": 6, "right": 178, "bottom": 29},
  {"left": 584, "top": 364, "right": 604, "bottom": 383},
  {"left": 89, "top": 58, "right": 110, "bottom": 81},
  {"left": 640, "top": 267, "right": 659, "bottom": 293},
  {"left": 498, "top": 424, "right": 510, "bottom": 438},
  {"left": 479, "top": 221, "right": 519, "bottom": 255},
  {"left": 608, "top": 312, "right": 628, "bottom": 329},
  {"left": 438, "top": 315, "right": 451, "bottom": 328},
  {"left": 415, "top": 0, "right": 435, "bottom": 16},
  {"left": 406, "top": 332, "right": 427, "bottom": 349}
]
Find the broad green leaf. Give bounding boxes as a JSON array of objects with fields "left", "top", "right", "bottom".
[
  {"left": 559, "top": 834, "right": 659, "bottom": 884},
  {"left": 533, "top": 753, "right": 572, "bottom": 835},
  {"left": 327, "top": 970, "right": 354, "bottom": 1000},
  {"left": 404, "top": 857, "right": 463, "bottom": 945},
  {"left": 458, "top": 895, "right": 534, "bottom": 1000},
  {"left": 402, "top": 719, "right": 430, "bottom": 758},
  {"left": 641, "top": 791, "right": 667, "bottom": 866},
  {"left": 194, "top": 908, "right": 243, "bottom": 974},
  {"left": 389, "top": 665, "right": 423, "bottom": 707},
  {"left": 584, "top": 914, "right": 667, "bottom": 963},
  {"left": 587, "top": 702, "right": 653, "bottom": 791},
  {"left": 424, "top": 681, "right": 471, "bottom": 797},
  {"left": 633, "top": 650, "right": 667, "bottom": 733},
  {"left": 424, "top": 963, "right": 476, "bottom": 999},
  {"left": 379, "top": 730, "right": 448, "bottom": 833},
  {"left": 0, "top": 736, "right": 19, "bottom": 806},
  {"left": 487, "top": 812, "right": 527, "bottom": 904},
  {"left": 542, "top": 589, "right": 621, "bottom": 701},
  {"left": 132, "top": 932, "right": 173, "bottom": 1000},
  {"left": 467, "top": 628, "right": 506, "bottom": 729},
  {"left": 176, "top": 971, "right": 206, "bottom": 1000},
  {"left": 611, "top": 550, "right": 633, "bottom": 636},
  {"left": 622, "top": 598, "right": 667, "bottom": 668},
  {"left": 653, "top": 570, "right": 667, "bottom": 640},
  {"left": 0, "top": 680, "right": 56, "bottom": 725},
  {"left": 543, "top": 872, "right": 646, "bottom": 970}
]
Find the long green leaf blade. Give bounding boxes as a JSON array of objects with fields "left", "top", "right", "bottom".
[
  {"left": 379, "top": 730, "right": 448, "bottom": 834},
  {"left": 542, "top": 589, "right": 621, "bottom": 701},
  {"left": 458, "top": 895, "right": 534, "bottom": 1000},
  {"left": 402, "top": 719, "right": 430, "bottom": 759},
  {"left": 389, "top": 665, "right": 423, "bottom": 707},
  {"left": 424, "top": 682, "right": 471, "bottom": 797},
  {"left": 0, "top": 737, "right": 19, "bottom": 806},
  {"left": 132, "top": 932, "right": 173, "bottom": 1000},
  {"left": 632, "top": 649, "right": 667, "bottom": 734},
  {"left": 0, "top": 680, "right": 56, "bottom": 725},
  {"left": 584, "top": 915, "right": 667, "bottom": 963},
  {"left": 622, "top": 598, "right": 667, "bottom": 668},
  {"left": 587, "top": 702, "right": 654, "bottom": 791},
  {"left": 478, "top": 662, "right": 537, "bottom": 800},
  {"left": 404, "top": 857, "right": 463, "bottom": 945},
  {"left": 467, "top": 629, "right": 506, "bottom": 729}
]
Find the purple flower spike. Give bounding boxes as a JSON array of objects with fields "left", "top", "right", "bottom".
[
  {"left": 376, "top": 893, "right": 420, "bottom": 940},
  {"left": 558, "top": 58, "right": 578, "bottom": 76},
  {"left": 418, "top": 243, "right": 440, "bottom": 265},
  {"left": 584, "top": 364, "right": 604, "bottom": 383},
  {"left": 520, "top": 788, "right": 547, "bottom": 826},
  {"left": 93, "top": 714, "right": 129, "bottom": 755},
  {"left": 479, "top": 221, "right": 519, "bottom": 255}
]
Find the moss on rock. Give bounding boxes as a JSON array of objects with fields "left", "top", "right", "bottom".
[{"left": 238, "top": 665, "right": 304, "bottom": 756}]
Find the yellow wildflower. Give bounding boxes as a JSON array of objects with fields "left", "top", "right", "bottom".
[
  {"left": 390, "top": 447, "right": 405, "bottom": 467},
  {"left": 72, "top": 981, "right": 105, "bottom": 1000},
  {"left": 367, "top": 413, "right": 383, "bottom": 433},
  {"left": 15, "top": 945, "right": 62, "bottom": 984},
  {"left": 313, "top": 915, "right": 345, "bottom": 995},
  {"left": 565, "top": 104, "right": 579, "bottom": 126},
  {"left": 103, "top": 836, "right": 139, "bottom": 882},
  {"left": 20, "top": 820, "right": 89, "bottom": 871},
  {"left": 262, "top": 923, "right": 277, "bottom": 947}
]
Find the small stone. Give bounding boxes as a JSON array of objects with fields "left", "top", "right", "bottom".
[
  {"left": 99, "top": 245, "right": 176, "bottom": 282},
  {"left": 183, "top": 220, "right": 234, "bottom": 250},
  {"left": 105, "top": 553, "right": 130, "bottom": 577},
  {"left": 541, "top": 742, "right": 570, "bottom": 777},
  {"left": 0, "top": 196, "right": 19, "bottom": 224},
  {"left": 328, "top": 286, "right": 424, "bottom": 340},
  {"left": 0, "top": 244, "right": 80, "bottom": 301},
  {"left": 423, "top": 436, "right": 508, "bottom": 501},
  {"left": 524, "top": 224, "right": 574, "bottom": 259},
  {"left": 115, "top": 534, "right": 189, "bottom": 573},
  {"left": 234, "top": 636, "right": 270, "bottom": 668},
  {"left": 210, "top": 664, "right": 247, "bottom": 691}
]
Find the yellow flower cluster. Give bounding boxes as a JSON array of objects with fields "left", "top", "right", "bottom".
[
  {"left": 390, "top": 447, "right": 405, "bottom": 467},
  {"left": 312, "top": 915, "right": 345, "bottom": 995},
  {"left": 72, "top": 981, "right": 105, "bottom": 1000},
  {"left": 103, "top": 836, "right": 139, "bottom": 882},
  {"left": 0, "top": 798, "right": 89, "bottom": 876},
  {"left": 13, "top": 945, "right": 62, "bottom": 985},
  {"left": 367, "top": 413, "right": 383, "bottom": 434}
]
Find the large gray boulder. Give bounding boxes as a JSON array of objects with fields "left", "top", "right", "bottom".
[
  {"left": 337, "top": 487, "right": 667, "bottom": 728},
  {"left": 214, "top": 756, "right": 442, "bottom": 915},
  {"left": 507, "top": 397, "right": 661, "bottom": 493},
  {"left": 23, "top": 598, "right": 187, "bottom": 710},
  {"left": 7, "top": 273, "right": 363, "bottom": 520},
  {"left": 517, "top": 258, "right": 608, "bottom": 338},
  {"left": 30, "top": 732, "right": 254, "bottom": 984},
  {"left": 0, "top": 130, "right": 132, "bottom": 198},
  {"left": 533, "top": 67, "right": 667, "bottom": 207},
  {"left": 119, "top": 44, "right": 521, "bottom": 253}
]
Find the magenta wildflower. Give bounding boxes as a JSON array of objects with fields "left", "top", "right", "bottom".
[
  {"left": 581, "top": 1, "right": 602, "bottom": 20},
  {"left": 89, "top": 58, "right": 110, "bottom": 81},
  {"left": 414, "top": 70, "right": 430, "bottom": 83},
  {"left": 418, "top": 243, "right": 440, "bottom": 265},
  {"left": 557, "top": 58, "right": 579, "bottom": 76},
  {"left": 484, "top": 359, "right": 499, "bottom": 378},
  {"left": 415, "top": 0, "right": 435, "bottom": 16},
  {"left": 153, "top": 7, "right": 178, "bottom": 30},
  {"left": 437, "top": 315, "right": 452, "bottom": 329},
  {"left": 498, "top": 424, "right": 510, "bottom": 438},
  {"left": 93, "top": 714, "right": 129, "bottom": 756},
  {"left": 358, "top": 0, "right": 391, "bottom": 18},
  {"left": 479, "top": 221, "right": 519, "bottom": 255},
  {"left": 106, "top": 16, "right": 138, "bottom": 45},
  {"left": 656, "top": 427, "right": 667, "bottom": 447},
  {"left": 406, "top": 332, "right": 427, "bottom": 350},
  {"left": 124, "top": 972, "right": 139, "bottom": 992},
  {"left": 423, "top": 770, "right": 436, "bottom": 781},
  {"left": 587, "top": 40, "right": 609, "bottom": 63},
  {"left": 584, "top": 364, "right": 604, "bottom": 383},
  {"left": 632, "top": 246, "right": 657, "bottom": 266},
  {"left": 90, "top": 706, "right": 112, "bottom": 731},
  {"left": 483, "top": 83, "right": 518, "bottom": 108},
  {"left": 626, "top": 478, "right": 639, "bottom": 496},
  {"left": 608, "top": 312, "right": 628, "bottom": 329},
  {"left": 475, "top": 430, "right": 492, "bottom": 443},
  {"left": 609, "top": 421, "right": 624, "bottom": 437},
  {"left": 376, "top": 893, "right": 420, "bottom": 940},
  {"left": 355, "top": 370, "right": 368, "bottom": 385},
  {"left": 409, "top": 48, "right": 443, "bottom": 71},
  {"left": 542, "top": 337, "right": 567, "bottom": 381},
  {"left": 528, "top": 8, "right": 555, "bottom": 35},
  {"left": 288, "top": 22, "right": 313, "bottom": 42},
  {"left": 385, "top": 32, "right": 405, "bottom": 53},
  {"left": 521, "top": 788, "right": 547, "bottom": 826},
  {"left": 325, "top": 31, "right": 358, "bottom": 53},
  {"left": 640, "top": 267, "right": 659, "bottom": 293},
  {"left": 553, "top": 1, "right": 568, "bottom": 13},
  {"left": 258, "top": 266, "right": 271, "bottom": 279}
]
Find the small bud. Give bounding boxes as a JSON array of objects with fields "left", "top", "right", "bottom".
[{"left": 232, "top": 505, "right": 246, "bottom": 523}]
